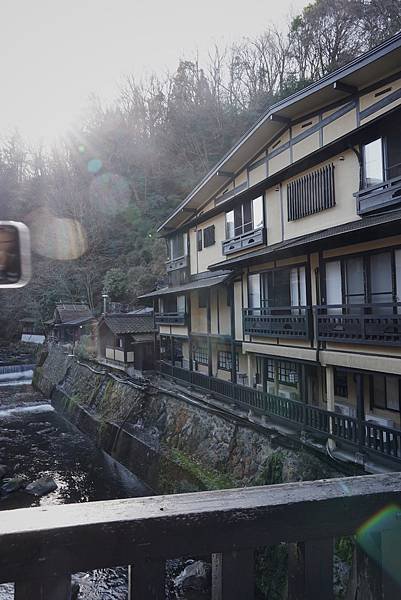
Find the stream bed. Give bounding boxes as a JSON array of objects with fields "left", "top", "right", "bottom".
[{"left": 0, "top": 381, "right": 152, "bottom": 599}]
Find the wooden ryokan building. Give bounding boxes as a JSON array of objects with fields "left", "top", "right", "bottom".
[{"left": 141, "top": 33, "right": 401, "bottom": 468}]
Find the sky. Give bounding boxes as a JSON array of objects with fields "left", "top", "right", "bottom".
[{"left": 0, "top": 0, "right": 308, "bottom": 145}]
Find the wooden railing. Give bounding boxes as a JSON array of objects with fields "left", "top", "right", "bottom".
[
  {"left": 2, "top": 474, "right": 401, "bottom": 599},
  {"left": 315, "top": 303, "right": 401, "bottom": 346},
  {"left": 155, "top": 312, "right": 187, "bottom": 325},
  {"left": 243, "top": 306, "right": 311, "bottom": 339},
  {"left": 355, "top": 174, "right": 401, "bottom": 215},
  {"left": 160, "top": 362, "right": 401, "bottom": 462}
]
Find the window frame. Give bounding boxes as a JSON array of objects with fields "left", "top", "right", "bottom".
[
  {"left": 225, "top": 196, "right": 264, "bottom": 241},
  {"left": 217, "top": 350, "right": 239, "bottom": 372},
  {"left": 370, "top": 374, "right": 401, "bottom": 413},
  {"left": 198, "top": 289, "right": 208, "bottom": 308},
  {"left": 203, "top": 225, "right": 215, "bottom": 248},
  {"left": 193, "top": 345, "right": 208, "bottom": 365}
]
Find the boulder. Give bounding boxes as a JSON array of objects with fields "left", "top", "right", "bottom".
[
  {"left": 1, "top": 477, "right": 25, "bottom": 494},
  {"left": 174, "top": 560, "right": 211, "bottom": 600},
  {"left": 71, "top": 581, "right": 80, "bottom": 600},
  {"left": 25, "top": 476, "right": 58, "bottom": 497},
  {"left": 0, "top": 464, "right": 9, "bottom": 479}
]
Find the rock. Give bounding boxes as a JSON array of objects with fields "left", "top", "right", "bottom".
[
  {"left": 0, "top": 464, "right": 9, "bottom": 479},
  {"left": 71, "top": 581, "right": 80, "bottom": 600},
  {"left": 1, "top": 477, "right": 25, "bottom": 494},
  {"left": 174, "top": 560, "right": 211, "bottom": 599},
  {"left": 25, "top": 476, "right": 58, "bottom": 497}
]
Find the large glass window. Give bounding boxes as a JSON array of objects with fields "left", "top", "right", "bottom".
[
  {"left": 225, "top": 196, "right": 264, "bottom": 239},
  {"left": 326, "top": 250, "right": 397, "bottom": 307},
  {"left": 167, "top": 232, "right": 187, "bottom": 260},
  {"left": 248, "top": 266, "right": 306, "bottom": 309},
  {"left": 363, "top": 138, "right": 384, "bottom": 187},
  {"left": 372, "top": 374, "right": 400, "bottom": 412}
]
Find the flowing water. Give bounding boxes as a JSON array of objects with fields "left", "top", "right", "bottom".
[{"left": 0, "top": 364, "right": 153, "bottom": 599}]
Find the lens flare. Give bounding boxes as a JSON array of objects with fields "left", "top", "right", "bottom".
[
  {"left": 357, "top": 504, "right": 401, "bottom": 587},
  {"left": 89, "top": 172, "right": 131, "bottom": 216},
  {"left": 27, "top": 207, "right": 87, "bottom": 260},
  {"left": 78, "top": 144, "right": 85, "bottom": 153},
  {"left": 87, "top": 158, "right": 102, "bottom": 174}
]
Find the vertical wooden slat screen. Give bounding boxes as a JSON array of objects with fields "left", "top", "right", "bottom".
[{"left": 287, "top": 163, "right": 335, "bottom": 220}]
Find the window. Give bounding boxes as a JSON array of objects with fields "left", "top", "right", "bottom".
[
  {"left": 217, "top": 351, "right": 239, "bottom": 371},
  {"left": 203, "top": 225, "right": 215, "bottom": 248},
  {"left": 325, "top": 250, "right": 397, "bottom": 307},
  {"left": 225, "top": 196, "right": 263, "bottom": 239},
  {"left": 197, "top": 230, "right": 202, "bottom": 251},
  {"left": 193, "top": 345, "right": 208, "bottom": 365},
  {"left": 287, "top": 164, "right": 335, "bottom": 221},
  {"left": 198, "top": 289, "right": 208, "bottom": 308},
  {"left": 278, "top": 361, "right": 299, "bottom": 386},
  {"left": 167, "top": 232, "right": 187, "bottom": 260},
  {"left": 160, "top": 335, "right": 171, "bottom": 361},
  {"left": 363, "top": 139, "right": 384, "bottom": 187},
  {"left": 266, "top": 359, "right": 275, "bottom": 381},
  {"left": 334, "top": 369, "right": 348, "bottom": 398},
  {"left": 177, "top": 295, "right": 186, "bottom": 313},
  {"left": 371, "top": 374, "right": 400, "bottom": 412},
  {"left": 249, "top": 266, "right": 306, "bottom": 309}
]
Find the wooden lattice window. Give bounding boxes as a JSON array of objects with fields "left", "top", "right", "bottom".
[{"left": 287, "top": 164, "right": 335, "bottom": 221}]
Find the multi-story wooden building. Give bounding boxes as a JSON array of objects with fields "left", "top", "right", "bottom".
[{"left": 141, "top": 33, "right": 401, "bottom": 467}]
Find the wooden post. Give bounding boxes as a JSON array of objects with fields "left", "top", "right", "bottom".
[
  {"left": 288, "top": 539, "right": 333, "bottom": 600},
  {"left": 15, "top": 575, "right": 71, "bottom": 600},
  {"left": 326, "top": 366, "right": 336, "bottom": 450},
  {"left": 356, "top": 373, "right": 365, "bottom": 452},
  {"left": 212, "top": 549, "right": 254, "bottom": 600},
  {"left": 207, "top": 289, "right": 212, "bottom": 378},
  {"left": 128, "top": 559, "right": 165, "bottom": 600}
]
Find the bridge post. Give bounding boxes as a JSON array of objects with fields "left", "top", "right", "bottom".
[
  {"left": 128, "top": 559, "right": 165, "bottom": 600},
  {"left": 211, "top": 549, "right": 254, "bottom": 600},
  {"left": 15, "top": 575, "right": 71, "bottom": 600}
]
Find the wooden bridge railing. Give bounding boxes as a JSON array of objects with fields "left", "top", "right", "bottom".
[{"left": 1, "top": 473, "right": 401, "bottom": 599}]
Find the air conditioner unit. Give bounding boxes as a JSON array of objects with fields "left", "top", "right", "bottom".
[{"left": 366, "top": 414, "right": 394, "bottom": 429}]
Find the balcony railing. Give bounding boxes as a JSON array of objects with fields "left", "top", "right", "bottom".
[
  {"left": 166, "top": 254, "right": 188, "bottom": 272},
  {"left": 355, "top": 174, "right": 401, "bottom": 215},
  {"left": 155, "top": 312, "right": 186, "bottom": 325},
  {"left": 2, "top": 472, "right": 401, "bottom": 600},
  {"left": 315, "top": 303, "right": 401, "bottom": 346},
  {"left": 160, "top": 362, "right": 401, "bottom": 462},
  {"left": 243, "top": 306, "right": 311, "bottom": 339},
  {"left": 222, "top": 227, "right": 266, "bottom": 256}
]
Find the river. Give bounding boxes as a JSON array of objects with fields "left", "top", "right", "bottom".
[{"left": 0, "top": 367, "right": 153, "bottom": 600}]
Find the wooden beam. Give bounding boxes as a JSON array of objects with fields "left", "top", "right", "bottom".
[
  {"left": 216, "top": 170, "right": 234, "bottom": 178},
  {"left": 1, "top": 474, "right": 401, "bottom": 584},
  {"left": 333, "top": 81, "right": 357, "bottom": 95},
  {"left": 269, "top": 113, "right": 290, "bottom": 124}
]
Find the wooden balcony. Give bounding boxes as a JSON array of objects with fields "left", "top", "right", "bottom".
[
  {"left": 315, "top": 303, "right": 401, "bottom": 346},
  {"left": 222, "top": 227, "right": 266, "bottom": 256},
  {"left": 355, "top": 174, "right": 401, "bottom": 215},
  {"left": 243, "top": 306, "right": 311, "bottom": 339},
  {"left": 166, "top": 254, "right": 188, "bottom": 273},
  {"left": 3, "top": 473, "right": 401, "bottom": 599},
  {"left": 155, "top": 312, "right": 186, "bottom": 325},
  {"left": 160, "top": 362, "right": 401, "bottom": 464}
]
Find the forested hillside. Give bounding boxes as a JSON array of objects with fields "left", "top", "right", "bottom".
[{"left": 1, "top": 0, "right": 400, "bottom": 338}]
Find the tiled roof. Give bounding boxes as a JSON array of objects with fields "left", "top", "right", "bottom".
[
  {"left": 54, "top": 303, "right": 93, "bottom": 325},
  {"left": 101, "top": 314, "right": 155, "bottom": 335}
]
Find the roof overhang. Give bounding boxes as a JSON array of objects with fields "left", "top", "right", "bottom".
[
  {"left": 158, "top": 32, "right": 401, "bottom": 234},
  {"left": 139, "top": 271, "right": 232, "bottom": 298}
]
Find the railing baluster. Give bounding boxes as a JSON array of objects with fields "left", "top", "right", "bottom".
[
  {"left": 288, "top": 539, "right": 334, "bottom": 600},
  {"left": 15, "top": 575, "right": 71, "bottom": 600},
  {"left": 128, "top": 559, "right": 165, "bottom": 600},
  {"left": 212, "top": 549, "right": 254, "bottom": 600}
]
